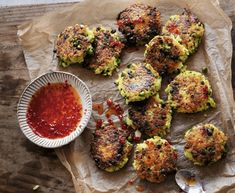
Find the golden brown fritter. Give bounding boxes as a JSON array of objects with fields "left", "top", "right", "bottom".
[
  {"left": 133, "top": 136, "right": 177, "bottom": 183},
  {"left": 91, "top": 124, "right": 132, "bottom": 172},
  {"left": 127, "top": 94, "right": 172, "bottom": 137},
  {"left": 144, "top": 35, "right": 189, "bottom": 76},
  {"left": 116, "top": 62, "right": 162, "bottom": 103},
  {"left": 162, "top": 9, "right": 204, "bottom": 54},
  {"left": 184, "top": 124, "right": 228, "bottom": 166},
  {"left": 117, "top": 3, "right": 161, "bottom": 45},
  {"left": 165, "top": 70, "right": 216, "bottom": 113},
  {"left": 88, "top": 27, "right": 125, "bottom": 76},
  {"left": 55, "top": 24, "right": 94, "bottom": 67}
]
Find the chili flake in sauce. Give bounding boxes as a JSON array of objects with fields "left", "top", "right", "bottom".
[{"left": 26, "top": 82, "right": 82, "bottom": 139}]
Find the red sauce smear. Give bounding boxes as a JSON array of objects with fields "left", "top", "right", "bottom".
[
  {"left": 136, "top": 185, "right": 145, "bottom": 192},
  {"left": 133, "top": 17, "right": 144, "bottom": 25},
  {"left": 95, "top": 119, "right": 103, "bottom": 128},
  {"left": 94, "top": 99, "right": 126, "bottom": 130},
  {"left": 92, "top": 103, "right": 104, "bottom": 115},
  {"left": 26, "top": 82, "right": 82, "bottom": 139},
  {"left": 128, "top": 178, "right": 135, "bottom": 185},
  {"left": 110, "top": 40, "right": 123, "bottom": 48},
  {"left": 167, "top": 23, "right": 180, "bottom": 34},
  {"left": 105, "top": 98, "right": 123, "bottom": 118},
  {"left": 106, "top": 99, "right": 126, "bottom": 130}
]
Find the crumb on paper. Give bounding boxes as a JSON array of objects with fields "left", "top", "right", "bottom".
[{"left": 33, "top": 185, "right": 40, "bottom": 191}]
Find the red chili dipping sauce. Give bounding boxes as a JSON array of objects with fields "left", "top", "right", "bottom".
[{"left": 26, "top": 82, "right": 83, "bottom": 139}]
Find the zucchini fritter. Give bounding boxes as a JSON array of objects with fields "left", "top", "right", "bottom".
[
  {"left": 133, "top": 136, "right": 177, "bottom": 183},
  {"left": 184, "top": 124, "right": 228, "bottom": 166},
  {"left": 162, "top": 9, "right": 204, "bottom": 54},
  {"left": 144, "top": 35, "right": 189, "bottom": 76},
  {"left": 165, "top": 70, "right": 216, "bottom": 113},
  {"left": 91, "top": 124, "right": 132, "bottom": 172},
  {"left": 126, "top": 94, "right": 172, "bottom": 137},
  {"left": 116, "top": 62, "right": 162, "bottom": 103},
  {"left": 89, "top": 27, "right": 124, "bottom": 76},
  {"left": 55, "top": 24, "right": 94, "bottom": 67},
  {"left": 117, "top": 3, "right": 161, "bottom": 45}
]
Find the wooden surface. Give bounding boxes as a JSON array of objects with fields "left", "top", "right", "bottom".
[
  {"left": 0, "top": 0, "right": 78, "bottom": 7},
  {"left": 0, "top": 1, "right": 234, "bottom": 193}
]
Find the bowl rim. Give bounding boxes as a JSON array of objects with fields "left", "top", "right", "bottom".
[{"left": 17, "top": 70, "right": 92, "bottom": 148}]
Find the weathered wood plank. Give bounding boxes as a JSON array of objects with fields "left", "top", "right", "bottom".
[
  {"left": 0, "top": 3, "right": 76, "bottom": 193},
  {"left": 0, "top": 2, "right": 234, "bottom": 193}
]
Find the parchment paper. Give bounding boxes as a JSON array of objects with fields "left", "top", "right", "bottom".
[{"left": 17, "top": 0, "right": 235, "bottom": 192}]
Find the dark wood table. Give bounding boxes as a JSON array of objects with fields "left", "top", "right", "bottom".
[{"left": 0, "top": 2, "right": 234, "bottom": 193}]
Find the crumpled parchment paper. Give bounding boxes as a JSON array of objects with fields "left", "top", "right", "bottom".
[{"left": 17, "top": 0, "right": 235, "bottom": 192}]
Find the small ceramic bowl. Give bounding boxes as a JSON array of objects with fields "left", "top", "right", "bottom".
[{"left": 17, "top": 71, "right": 92, "bottom": 148}]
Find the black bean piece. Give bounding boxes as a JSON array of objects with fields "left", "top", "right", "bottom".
[
  {"left": 94, "top": 158, "right": 101, "bottom": 165},
  {"left": 63, "top": 34, "right": 69, "bottom": 40},
  {"left": 111, "top": 29, "right": 116, "bottom": 34},
  {"left": 205, "top": 146, "right": 215, "bottom": 156},
  {"left": 127, "top": 63, "right": 131, "bottom": 68},
  {"left": 206, "top": 128, "right": 213, "bottom": 136},
  {"left": 170, "top": 87, "right": 178, "bottom": 95},
  {"left": 156, "top": 144, "right": 161, "bottom": 149},
  {"left": 129, "top": 24, "right": 135, "bottom": 30},
  {"left": 170, "top": 55, "right": 179, "bottom": 60},
  {"left": 128, "top": 71, "right": 134, "bottom": 78},
  {"left": 201, "top": 150, "right": 207, "bottom": 156},
  {"left": 161, "top": 103, "right": 166, "bottom": 108}
]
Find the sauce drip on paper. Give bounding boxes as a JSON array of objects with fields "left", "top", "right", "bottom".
[
  {"left": 93, "top": 99, "right": 126, "bottom": 130},
  {"left": 92, "top": 103, "right": 104, "bottom": 115}
]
